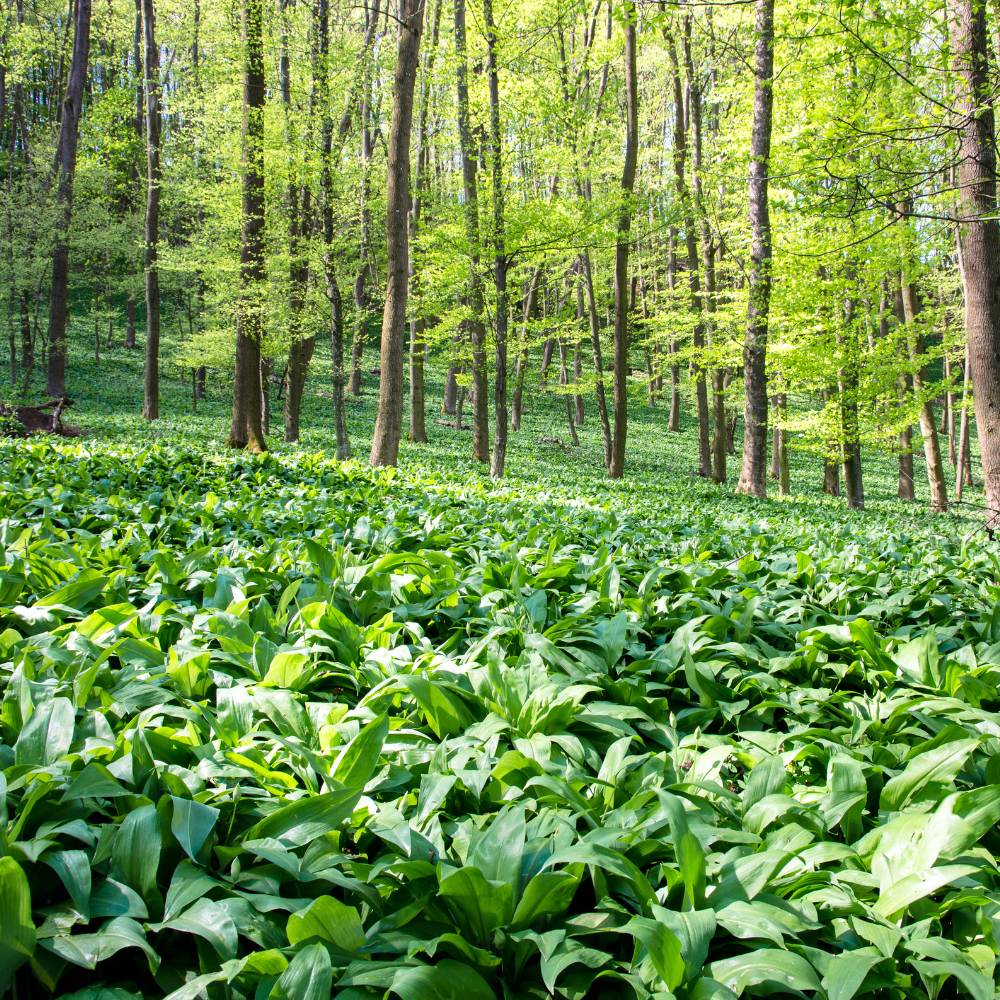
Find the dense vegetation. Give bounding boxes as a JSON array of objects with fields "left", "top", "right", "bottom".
[
  {"left": 1, "top": 350, "right": 1000, "bottom": 997},
  {"left": 4, "top": 0, "right": 1000, "bottom": 996}
]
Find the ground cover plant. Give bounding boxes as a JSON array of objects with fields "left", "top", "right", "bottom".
[{"left": 2, "top": 411, "right": 999, "bottom": 998}]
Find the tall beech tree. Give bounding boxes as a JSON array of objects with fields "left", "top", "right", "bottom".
[
  {"left": 45, "top": 0, "right": 92, "bottom": 398},
  {"left": 609, "top": 0, "right": 638, "bottom": 480},
  {"left": 949, "top": 0, "right": 1000, "bottom": 513},
  {"left": 370, "top": 0, "right": 425, "bottom": 467},
  {"left": 140, "top": 0, "right": 161, "bottom": 421},
  {"left": 227, "top": 0, "right": 267, "bottom": 452},
  {"left": 736, "top": 0, "right": 775, "bottom": 499}
]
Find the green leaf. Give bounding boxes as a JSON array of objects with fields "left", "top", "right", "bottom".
[
  {"left": 111, "top": 804, "right": 161, "bottom": 900},
  {"left": 0, "top": 856, "right": 36, "bottom": 993},
  {"left": 245, "top": 786, "right": 362, "bottom": 847},
  {"left": 880, "top": 739, "right": 979, "bottom": 811},
  {"left": 708, "top": 949, "right": 821, "bottom": 996},
  {"left": 389, "top": 960, "right": 496, "bottom": 1000},
  {"left": 14, "top": 697, "right": 75, "bottom": 766},
  {"left": 821, "top": 950, "right": 884, "bottom": 1000},
  {"left": 331, "top": 713, "right": 388, "bottom": 789},
  {"left": 170, "top": 797, "right": 220, "bottom": 861},
  {"left": 286, "top": 896, "right": 365, "bottom": 951},
  {"left": 269, "top": 942, "right": 332, "bottom": 1000}
]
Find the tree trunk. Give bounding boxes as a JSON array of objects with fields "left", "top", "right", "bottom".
[
  {"left": 227, "top": 0, "right": 267, "bottom": 453},
  {"left": 408, "top": 0, "right": 440, "bottom": 444},
  {"left": 370, "top": 0, "right": 425, "bottom": 467},
  {"left": 512, "top": 266, "right": 542, "bottom": 430},
  {"left": 667, "top": 29, "right": 710, "bottom": 476},
  {"left": 581, "top": 253, "right": 613, "bottom": 467},
  {"left": 609, "top": 1, "right": 638, "bottom": 480},
  {"left": 452, "top": 0, "right": 489, "bottom": 465},
  {"left": 279, "top": 0, "right": 314, "bottom": 444},
  {"left": 666, "top": 228, "right": 681, "bottom": 432},
  {"left": 949, "top": 0, "right": 1000, "bottom": 513},
  {"left": 45, "top": 0, "right": 92, "bottom": 398},
  {"left": 736, "top": 0, "right": 774, "bottom": 499},
  {"left": 899, "top": 272, "right": 949, "bottom": 513},
  {"left": 140, "top": 0, "right": 161, "bottom": 421},
  {"left": 956, "top": 343, "right": 974, "bottom": 499},
  {"left": 484, "top": 0, "right": 508, "bottom": 478}
]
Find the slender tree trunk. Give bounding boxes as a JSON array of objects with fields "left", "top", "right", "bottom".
[
  {"left": 318, "top": 0, "right": 350, "bottom": 459},
  {"left": 581, "top": 253, "right": 613, "bottom": 467},
  {"left": 899, "top": 272, "right": 949, "bottom": 512},
  {"left": 350, "top": 85, "right": 375, "bottom": 397},
  {"left": 512, "top": 265, "right": 541, "bottom": 430},
  {"left": 609, "top": 1, "right": 638, "bottom": 480},
  {"left": 45, "top": 0, "right": 92, "bottom": 398},
  {"left": 667, "top": 29, "right": 710, "bottom": 476},
  {"left": 956, "top": 343, "right": 974, "bottom": 499},
  {"left": 736, "top": 0, "right": 774, "bottom": 498},
  {"left": 370, "top": 0, "right": 425, "bottom": 467},
  {"left": 666, "top": 229, "right": 681, "bottom": 432},
  {"left": 949, "top": 0, "right": 1000, "bottom": 512},
  {"left": 408, "top": 0, "right": 440, "bottom": 444},
  {"left": 140, "top": 0, "right": 161, "bottom": 420},
  {"left": 227, "top": 0, "right": 267, "bottom": 452},
  {"left": 484, "top": 0, "right": 508, "bottom": 478},
  {"left": 452, "top": 0, "right": 489, "bottom": 465},
  {"left": 280, "top": 0, "right": 314, "bottom": 443}
]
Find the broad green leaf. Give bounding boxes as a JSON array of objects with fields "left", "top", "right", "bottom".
[
  {"left": 286, "top": 896, "right": 365, "bottom": 951},
  {"left": 170, "top": 797, "right": 220, "bottom": 861},
  {"left": 0, "top": 857, "right": 36, "bottom": 993}
]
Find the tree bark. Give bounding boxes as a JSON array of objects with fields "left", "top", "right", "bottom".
[
  {"left": 44, "top": 0, "right": 92, "bottom": 398},
  {"left": 484, "top": 0, "right": 508, "bottom": 478},
  {"left": 736, "top": 0, "right": 774, "bottom": 498},
  {"left": 609, "top": 1, "right": 638, "bottom": 480},
  {"left": 370, "top": 0, "right": 425, "bottom": 467},
  {"left": 408, "top": 0, "right": 440, "bottom": 444},
  {"left": 949, "top": 0, "right": 1000, "bottom": 512},
  {"left": 667, "top": 28, "right": 710, "bottom": 476},
  {"left": 227, "top": 0, "right": 267, "bottom": 453},
  {"left": 899, "top": 272, "right": 949, "bottom": 512},
  {"left": 451, "top": 0, "right": 489, "bottom": 465},
  {"left": 140, "top": 0, "right": 161, "bottom": 421}
]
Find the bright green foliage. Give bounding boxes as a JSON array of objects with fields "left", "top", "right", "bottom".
[{"left": 1, "top": 434, "right": 998, "bottom": 998}]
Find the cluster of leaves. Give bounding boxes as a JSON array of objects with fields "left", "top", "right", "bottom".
[{"left": 1, "top": 437, "right": 999, "bottom": 999}]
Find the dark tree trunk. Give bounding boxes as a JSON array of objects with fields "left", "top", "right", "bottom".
[
  {"left": 736, "top": 0, "right": 774, "bottom": 498},
  {"left": 408, "top": 0, "right": 440, "bottom": 444},
  {"left": 666, "top": 229, "right": 682, "bottom": 432},
  {"left": 227, "top": 0, "right": 267, "bottom": 453},
  {"left": 949, "top": 0, "right": 1000, "bottom": 512},
  {"left": 140, "top": 0, "right": 161, "bottom": 420},
  {"left": 667, "top": 29, "right": 710, "bottom": 476},
  {"left": 581, "top": 253, "right": 613, "bottom": 467},
  {"left": 451, "top": 0, "right": 489, "bottom": 465},
  {"left": 484, "top": 0, "right": 508, "bottom": 478},
  {"left": 511, "top": 266, "right": 542, "bottom": 430},
  {"left": 609, "top": 2, "right": 637, "bottom": 480},
  {"left": 899, "top": 270, "right": 949, "bottom": 512},
  {"left": 370, "top": 0, "right": 424, "bottom": 466},
  {"left": 45, "top": 0, "right": 92, "bottom": 398},
  {"left": 279, "top": 0, "right": 314, "bottom": 443}
]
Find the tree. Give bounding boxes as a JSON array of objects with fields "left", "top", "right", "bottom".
[
  {"left": 227, "top": 0, "right": 267, "bottom": 453},
  {"left": 949, "top": 0, "right": 1000, "bottom": 513},
  {"left": 140, "top": 0, "right": 161, "bottom": 421},
  {"left": 451, "top": 0, "right": 489, "bottom": 466},
  {"left": 45, "top": 0, "right": 92, "bottom": 398},
  {"left": 485, "top": 0, "right": 508, "bottom": 478},
  {"left": 609, "top": 0, "right": 638, "bottom": 480},
  {"left": 370, "top": 0, "right": 425, "bottom": 467},
  {"left": 736, "top": 0, "right": 775, "bottom": 499}
]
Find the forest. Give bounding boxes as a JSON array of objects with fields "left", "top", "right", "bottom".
[{"left": 2, "top": 0, "right": 1000, "bottom": 997}]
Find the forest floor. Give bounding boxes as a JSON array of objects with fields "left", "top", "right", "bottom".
[{"left": 0, "top": 324, "right": 998, "bottom": 999}]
